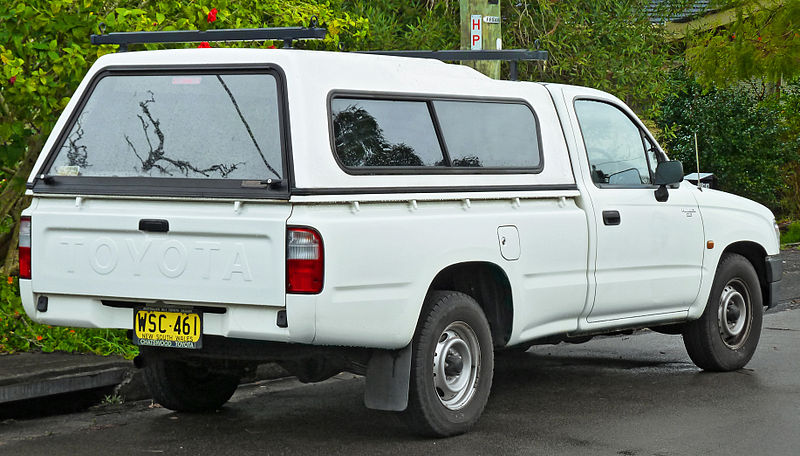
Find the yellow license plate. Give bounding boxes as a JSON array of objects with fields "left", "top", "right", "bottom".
[{"left": 133, "top": 307, "right": 202, "bottom": 349}]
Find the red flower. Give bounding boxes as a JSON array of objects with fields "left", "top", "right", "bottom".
[
  {"left": 8, "top": 76, "right": 15, "bottom": 85},
  {"left": 207, "top": 8, "right": 218, "bottom": 23},
  {"left": 198, "top": 41, "right": 211, "bottom": 48},
  {"left": 6, "top": 276, "right": 12, "bottom": 284},
  {"left": 757, "top": 36, "right": 762, "bottom": 41},
  {"left": 268, "top": 45, "right": 276, "bottom": 49},
  {"left": 36, "top": 335, "right": 43, "bottom": 341}
]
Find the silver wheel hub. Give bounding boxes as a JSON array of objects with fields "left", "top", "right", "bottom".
[
  {"left": 433, "top": 321, "right": 480, "bottom": 410},
  {"left": 717, "top": 279, "right": 751, "bottom": 349}
]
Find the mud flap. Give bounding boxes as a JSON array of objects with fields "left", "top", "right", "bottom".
[{"left": 363, "top": 343, "right": 411, "bottom": 411}]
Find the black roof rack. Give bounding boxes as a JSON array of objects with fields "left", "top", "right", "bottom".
[
  {"left": 91, "top": 26, "right": 327, "bottom": 52},
  {"left": 90, "top": 24, "right": 546, "bottom": 81},
  {"left": 357, "top": 49, "right": 548, "bottom": 81}
]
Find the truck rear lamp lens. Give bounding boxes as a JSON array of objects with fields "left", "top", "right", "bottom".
[
  {"left": 287, "top": 228, "right": 323, "bottom": 294},
  {"left": 19, "top": 216, "right": 31, "bottom": 279}
]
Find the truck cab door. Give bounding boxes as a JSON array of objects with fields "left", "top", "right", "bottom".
[{"left": 564, "top": 95, "right": 704, "bottom": 322}]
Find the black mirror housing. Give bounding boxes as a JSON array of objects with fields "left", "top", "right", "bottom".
[{"left": 654, "top": 161, "right": 684, "bottom": 186}]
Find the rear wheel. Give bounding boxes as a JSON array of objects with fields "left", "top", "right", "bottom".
[
  {"left": 402, "top": 291, "right": 494, "bottom": 437},
  {"left": 683, "top": 253, "right": 763, "bottom": 371},
  {"left": 143, "top": 358, "right": 241, "bottom": 412}
]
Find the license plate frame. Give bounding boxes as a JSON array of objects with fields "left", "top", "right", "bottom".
[{"left": 132, "top": 306, "right": 203, "bottom": 349}]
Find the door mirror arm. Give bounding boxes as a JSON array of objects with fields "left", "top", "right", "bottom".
[{"left": 654, "top": 185, "right": 669, "bottom": 202}]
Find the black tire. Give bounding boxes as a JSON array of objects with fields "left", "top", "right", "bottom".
[
  {"left": 143, "top": 358, "right": 241, "bottom": 412},
  {"left": 402, "top": 291, "right": 494, "bottom": 437},
  {"left": 683, "top": 253, "right": 763, "bottom": 371}
]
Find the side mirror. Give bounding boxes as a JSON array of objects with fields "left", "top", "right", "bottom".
[
  {"left": 653, "top": 161, "right": 683, "bottom": 202},
  {"left": 653, "top": 161, "right": 683, "bottom": 186}
]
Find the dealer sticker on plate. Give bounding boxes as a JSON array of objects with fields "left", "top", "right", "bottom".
[{"left": 133, "top": 307, "right": 202, "bottom": 349}]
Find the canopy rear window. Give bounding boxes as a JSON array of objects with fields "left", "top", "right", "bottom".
[{"left": 47, "top": 71, "right": 284, "bottom": 184}]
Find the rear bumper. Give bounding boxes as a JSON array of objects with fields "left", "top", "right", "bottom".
[
  {"left": 765, "top": 255, "right": 783, "bottom": 309},
  {"left": 19, "top": 282, "right": 298, "bottom": 343}
]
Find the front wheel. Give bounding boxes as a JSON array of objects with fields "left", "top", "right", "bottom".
[
  {"left": 683, "top": 253, "right": 763, "bottom": 371},
  {"left": 402, "top": 291, "right": 494, "bottom": 437}
]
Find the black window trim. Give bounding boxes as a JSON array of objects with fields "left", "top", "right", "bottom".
[
  {"left": 573, "top": 97, "right": 669, "bottom": 190},
  {"left": 32, "top": 64, "right": 293, "bottom": 200},
  {"left": 326, "top": 90, "right": 545, "bottom": 176}
]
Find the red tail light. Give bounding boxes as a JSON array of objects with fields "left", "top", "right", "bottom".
[
  {"left": 286, "top": 227, "right": 323, "bottom": 294},
  {"left": 19, "top": 216, "right": 31, "bottom": 279}
]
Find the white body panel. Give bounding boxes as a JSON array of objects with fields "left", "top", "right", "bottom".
[
  {"left": 21, "top": 49, "right": 779, "bottom": 351},
  {"left": 288, "top": 195, "right": 588, "bottom": 349},
  {"left": 687, "top": 188, "right": 780, "bottom": 319}
]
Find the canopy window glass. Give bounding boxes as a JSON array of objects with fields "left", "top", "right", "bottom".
[
  {"left": 331, "top": 96, "right": 542, "bottom": 171},
  {"left": 50, "top": 73, "right": 284, "bottom": 180}
]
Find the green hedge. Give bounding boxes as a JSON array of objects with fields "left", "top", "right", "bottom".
[
  {"left": 0, "top": 278, "right": 137, "bottom": 358},
  {"left": 657, "top": 71, "right": 799, "bottom": 212}
]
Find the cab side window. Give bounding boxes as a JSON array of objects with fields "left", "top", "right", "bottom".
[{"left": 574, "top": 100, "right": 655, "bottom": 186}]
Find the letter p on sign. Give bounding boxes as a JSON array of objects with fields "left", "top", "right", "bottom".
[{"left": 471, "top": 15, "right": 482, "bottom": 50}]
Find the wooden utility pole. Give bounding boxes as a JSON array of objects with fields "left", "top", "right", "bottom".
[{"left": 460, "top": 0, "right": 501, "bottom": 79}]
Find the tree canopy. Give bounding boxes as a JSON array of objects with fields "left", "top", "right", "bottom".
[{"left": 684, "top": 0, "right": 800, "bottom": 88}]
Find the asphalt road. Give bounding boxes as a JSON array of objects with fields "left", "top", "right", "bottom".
[{"left": 2, "top": 253, "right": 800, "bottom": 455}]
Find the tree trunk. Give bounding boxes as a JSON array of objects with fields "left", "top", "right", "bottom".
[{"left": 0, "top": 135, "right": 41, "bottom": 276}]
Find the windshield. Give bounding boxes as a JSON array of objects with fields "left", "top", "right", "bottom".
[{"left": 49, "top": 72, "right": 283, "bottom": 180}]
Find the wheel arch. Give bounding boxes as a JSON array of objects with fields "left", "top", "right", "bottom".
[
  {"left": 427, "top": 261, "right": 513, "bottom": 348},
  {"left": 720, "top": 241, "right": 770, "bottom": 307}
]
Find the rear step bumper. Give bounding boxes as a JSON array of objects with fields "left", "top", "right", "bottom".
[{"left": 20, "top": 281, "right": 311, "bottom": 343}]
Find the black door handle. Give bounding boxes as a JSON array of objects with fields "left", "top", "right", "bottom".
[
  {"left": 139, "top": 219, "right": 169, "bottom": 232},
  {"left": 602, "top": 210, "right": 621, "bottom": 226}
]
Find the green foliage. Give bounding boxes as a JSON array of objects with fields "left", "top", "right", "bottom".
[
  {"left": 773, "top": 85, "right": 800, "bottom": 217},
  {"left": 657, "top": 70, "right": 798, "bottom": 210},
  {"left": 685, "top": 0, "right": 800, "bottom": 88},
  {"left": 0, "top": 277, "right": 137, "bottom": 358},
  {"left": 502, "top": 0, "right": 678, "bottom": 115},
  {"left": 343, "top": 1, "right": 458, "bottom": 51},
  {"left": 781, "top": 221, "right": 800, "bottom": 245}
]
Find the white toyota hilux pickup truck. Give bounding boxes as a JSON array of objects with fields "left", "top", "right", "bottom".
[{"left": 19, "top": 46, "right": 782, "bottom": 437}]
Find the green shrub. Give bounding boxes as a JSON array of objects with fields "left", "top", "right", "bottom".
[
  {"left": 781, "top": 222, "right": 800, "bottom": 245},
  {"left": 657, "top": 71, "right": 798, "bottom": 211},
  {"left": 0, "top": 278, "right": 137, "bottom": 358}
]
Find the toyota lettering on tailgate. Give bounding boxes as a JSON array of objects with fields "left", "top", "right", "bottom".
[{"left": 57, "top": 237, "right": 254, "bottom": 280}]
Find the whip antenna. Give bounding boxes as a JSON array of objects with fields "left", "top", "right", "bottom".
[{"left": 694, "top": 132, "right": 702, "bottom": 191}]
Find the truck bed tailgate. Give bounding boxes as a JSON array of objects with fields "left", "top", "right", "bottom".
[{"left": 31, "top": 197, "right": 290, "bottom": 307}]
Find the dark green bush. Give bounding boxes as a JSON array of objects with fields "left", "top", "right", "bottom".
[{"left": 657, "top": 71, "right": 797, "bottom": 211}]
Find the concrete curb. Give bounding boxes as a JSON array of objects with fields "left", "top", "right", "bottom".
[{"left": 0, "top": 352, "right": 291, "bottom": 409}]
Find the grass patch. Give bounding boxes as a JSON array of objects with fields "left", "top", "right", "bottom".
[
  {"left": 781, "top": 221, "right": 800, "bottom": 246},
  {"left": 0, "top": 278, "right": 137, "bottom": 359}
]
